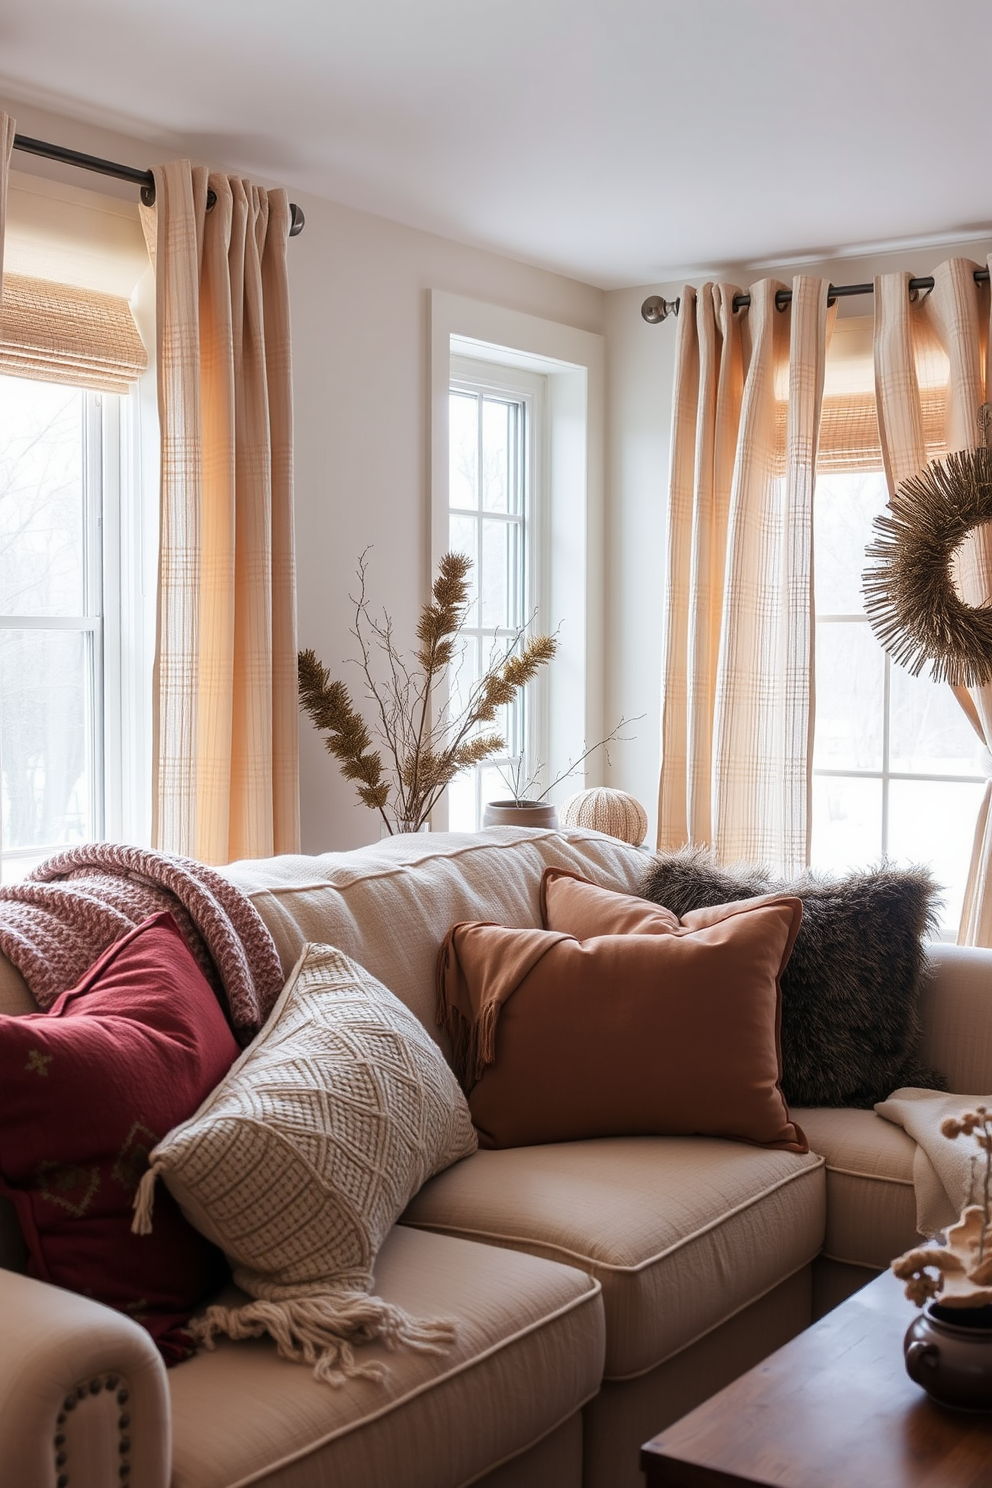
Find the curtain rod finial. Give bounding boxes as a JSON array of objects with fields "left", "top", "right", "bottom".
[{"left": 641, "top": 295, "right": 679, "bottom": 324}]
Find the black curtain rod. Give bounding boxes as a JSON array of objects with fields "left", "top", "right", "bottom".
[
  {"left": 641, "top": 267, "right": 992, "bottom": 324},
  {"left": 12, "top": 133, "right": 305, "bottom": 237}
]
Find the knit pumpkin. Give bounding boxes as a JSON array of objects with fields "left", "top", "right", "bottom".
[{"left": 559, "top": 788, "right": 647, "bottom": 845}]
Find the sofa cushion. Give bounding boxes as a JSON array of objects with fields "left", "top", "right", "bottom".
[
  {"left": 167, "top": 1224, "right": 603, "bottom": 1488},
  {"left": 136, "top": 942, "right": 477, "bottom": 1382},
  {"left": 220, "top": 828, "right": 651, "bottom": 1045},
  {"left": 437, "top": 898, "right": 807, "bottom": 1153},
  {"left": 402, "top": 1137, "right": 825, "bottom": 1379},
  {"left": 0, "top": 912, "right": 239, "bottom": 1362},
  {"left": 793, "top": 1106, "right": 922, "bottom": 1270}
]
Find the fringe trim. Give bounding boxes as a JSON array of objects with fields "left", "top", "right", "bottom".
[
  {"left": 190, "top": 1292, "right": 457, "bottom": 1385},
  {"left": 131, "top": 1162, "right": 162, "bottom": 1235}
]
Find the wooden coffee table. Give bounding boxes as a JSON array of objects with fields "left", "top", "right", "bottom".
[{"left": 641, "top": 1268, "right": 992, "bottom": 1487}]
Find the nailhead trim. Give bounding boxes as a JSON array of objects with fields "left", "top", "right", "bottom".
[{"left": 53, "top": 1374, "right": 132, "bottom": 1486}]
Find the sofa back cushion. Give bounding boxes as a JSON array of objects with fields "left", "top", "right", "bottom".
[{"left": 221, "top": 828, "right": 651, "bottom": 1049}]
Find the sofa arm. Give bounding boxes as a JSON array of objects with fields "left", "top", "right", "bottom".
[
  {"left": 919, "top": 942, "right": 992, "bottom": 1094},
  {"left": 0, "top": 1268, "right": 170, "bottom": 1488}
]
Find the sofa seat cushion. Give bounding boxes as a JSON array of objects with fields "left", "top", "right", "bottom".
[
  {"left": 168, "top": 1224, "right": 603, "bottom": 1488},
  {"left": 401, "top": 1136, "right": 825, "bottom": 1380},
  {"left": 220, "top": 828, "right": 650, "bottom": 1042},
  {"left": 793, "top": 1107, "right": 922, "bottom": 1270}
]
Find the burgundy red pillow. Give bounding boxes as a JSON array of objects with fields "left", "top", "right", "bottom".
[{"left": 0, "top": 911, "right": 241, "bottom": 1363}]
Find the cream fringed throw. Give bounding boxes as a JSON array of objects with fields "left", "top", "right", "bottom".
[{"left": 133, "top": 943, "right": 478, "bottom": 1383}]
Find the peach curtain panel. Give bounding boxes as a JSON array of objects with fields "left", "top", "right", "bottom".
[
  {"left": 658, "top": 276, "right": 832, "bottom": 876},
  {"left": 0, "top": 113, "right": 13, "bottom": 294},
  {"left": 873, "top": 257, "right": 992, "bottom": 946},
  {"left": 141, "top": 161, "right": 299, "bottom": 865}
]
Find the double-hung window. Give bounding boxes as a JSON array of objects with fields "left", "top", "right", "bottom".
[
  {"left": 446, "top": 357, "right": 545, "bottom": 830},
  {"left": 810, "top": 319, "right": 986, "bottom": 933},
  {"left": 0, "top": 175, "right": 153, "bottom": 879}
]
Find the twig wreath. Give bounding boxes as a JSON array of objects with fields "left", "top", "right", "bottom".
[{"left": 863, "top": 410, "right": 992, "bottom": 688}]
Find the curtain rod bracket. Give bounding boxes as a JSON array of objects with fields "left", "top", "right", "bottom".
[{"left": 641, "top": 295, "right": 680, "bottom": 323}]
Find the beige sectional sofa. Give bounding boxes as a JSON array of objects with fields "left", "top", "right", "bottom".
[{"left": 1, "top": 825, "right": 990, "bottom": 1488}]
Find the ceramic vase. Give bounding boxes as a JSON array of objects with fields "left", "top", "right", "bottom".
[
  {"left": 482, "top": 800, "right": 558, "bottom": 830},
  {"left": 904, "top": 1302, "right": 992, "bottom": 1411}
]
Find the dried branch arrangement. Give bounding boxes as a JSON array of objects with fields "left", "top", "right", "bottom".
[{"left": 298, "top": 551, "right": 557, "bottom": 834}]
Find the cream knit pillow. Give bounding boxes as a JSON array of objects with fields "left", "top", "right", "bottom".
[{"left": 132, "top": 942, "right": 477, "bottom": 1383}]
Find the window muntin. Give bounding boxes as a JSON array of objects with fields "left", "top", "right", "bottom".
[
  {"left": 0, "top": 372, "right": 123, "bottom": 880},
  {"left": 446, "top": 362, "right": 543, "bottom": 830},
  {"left": 810, "top": 467, "right": 986, "bottom": 932}
]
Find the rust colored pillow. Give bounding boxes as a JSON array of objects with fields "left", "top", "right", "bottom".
[{"left": 437, "top": 883, "right": 806, "bottom": 1153}]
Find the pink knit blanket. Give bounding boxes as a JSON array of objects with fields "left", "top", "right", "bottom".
[{"left": 0, "top": 844, "right": 285, "bottom": 1042}]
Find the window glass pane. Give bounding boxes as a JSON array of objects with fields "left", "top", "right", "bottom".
[
  {"left": 446, "top": 769, "right": 476, "bottom": 832},
  {"left": 0, "top": 376, "right": 85, "bottom": 617},
  {"left": 813, "top": 621, "right": 885, "bottom": 771},
  {"left": 449, "top": 392, "right": 478, "bottom": 510},
  {"left": 0, "top": 628, "right": 94, "bottom": 852},
  {"left": 811, "top": 775, "right": 883, "bottom": 872},
  {"left": 888, "top": 779, "right": 987, "bottom": 933},
  {"left": 448, "top": 515, "right": 478, "bottom": 627},
  {"left": 889, "top": 664, "right": 986, "bottom": 777},
  {"left": 481, "top": 397, "right": 511, "bottom": 513},
  {"left": 813, "top": 470, "right": 886, "bottom": 615},
  {"left": 480, "top": 518, "right": 520, "bottom": 631}
]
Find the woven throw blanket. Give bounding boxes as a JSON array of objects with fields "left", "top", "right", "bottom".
[
  {"left": 0, "top": 844, "right": 285, "bottom": 1042},
  {"left": 875, "top": 1088, "right": 992, "bottom": 1238}
]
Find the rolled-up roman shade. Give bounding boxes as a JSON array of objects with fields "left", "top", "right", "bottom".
[{"left": 0, "top": 271, "right": 147, "bottom": 393}]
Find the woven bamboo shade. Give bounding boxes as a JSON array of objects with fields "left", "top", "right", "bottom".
[{"left": 0, "top": 272, "right": 148, "bottom": 394}]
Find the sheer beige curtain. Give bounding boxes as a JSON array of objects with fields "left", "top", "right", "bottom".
[
  {"left": 141, "top": 161, "right": 299, "bottom": 864},
  {"left": 874, "top": 257, "right": 992, "bottom": 945},
  {"left": 0, "top": 113, "right": 13, "bottom": 293},
  {"left": 658, "top": 276, "right": 832, "bottom": 875}
]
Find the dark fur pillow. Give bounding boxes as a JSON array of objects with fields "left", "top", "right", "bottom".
[{"left": 640, "top": 846, "right": 946, "bottom": 1108}]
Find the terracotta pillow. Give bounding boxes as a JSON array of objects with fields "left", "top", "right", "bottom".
[
  {"left": 0, "top": 912, "right": 240, "bottom": 1363},
  {"left": 437, "top": 882, "right": 806, "bottom": 1153}
]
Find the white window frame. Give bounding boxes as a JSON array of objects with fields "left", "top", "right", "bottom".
[
  {"left": 448, "top": 358, "right": 545, "bottom": 827},
  {"left": 430, "top": 291, "right": 605, "bottom": 832}
]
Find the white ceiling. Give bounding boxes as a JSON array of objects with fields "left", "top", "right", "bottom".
[{"left": 1, "top": 0, "right": 990, "bottom": 290}]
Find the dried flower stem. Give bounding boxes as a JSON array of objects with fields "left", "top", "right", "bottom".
[{"left": 299, "top": 551, "right": 557, "bottom": 831}]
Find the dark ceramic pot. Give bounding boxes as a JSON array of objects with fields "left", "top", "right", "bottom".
[
  {"left": 482, "top": 800, "right": 559, "bottom": 830},
  {"left": 904, "top": 1302, "right": 992, "bottom": 1411}
]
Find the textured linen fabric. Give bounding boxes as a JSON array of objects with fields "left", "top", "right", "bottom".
[
  {"left": 140, "top": 160, "right": 298, "bottom": 864},
  {"left": 874, "top": 258, "right": 992, "bottom": 947},
  {"left": 0, "top": 913, "right": 239, "bottom": 1360},
  {"left": 167, "top": 1225, "right": 602, "bottom": 1488},
  {"left": 794, "top": 1106, "right": 921, "bottom": 1268},
  {"left": 137, "top": 943, "right": 478, "bottom": 1382},
  {"left": 919, "top": 942, "right": 992, "bottom": 1092},
  {"left": 221, "top": 828, "right": 651, "bottom": 1044},
  {"left": 659, "top": 275, "right": 833, "bottom": 875},
  {"left": 0, "top": 111, "right": 11, "bottom": 300},
  {"left": 875, "top": 1088, "right": 992, "bottom": 1238},
  {"left": 438, "top": 895, "right": 807, "bottom": 1152},
  {"left": 402, "top": 1136, "right": 824, "bottom": 1379}
]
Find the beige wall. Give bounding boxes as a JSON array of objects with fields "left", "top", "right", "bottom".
[
  {"left": 0, "top": 95, "right": 605, "bottom": 854},
  {"left": 603, "top": 237, "right": 992, "bottom": 845}
]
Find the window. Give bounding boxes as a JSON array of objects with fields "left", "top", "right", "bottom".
[
  {"left": 430, "top": 292, "right": 605, "bottom": 832},
  {"left": 0, "top": 373, "right": 128, "bottom": 881},
  {"left": 0, "top": 173, "right": 155, "bottom": 879},
  {"left": 810, "top": 321, "right": 986, "bottom": 933},
  {"left": 446, "top": 360, "right": 544, "bottom": 830}
]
